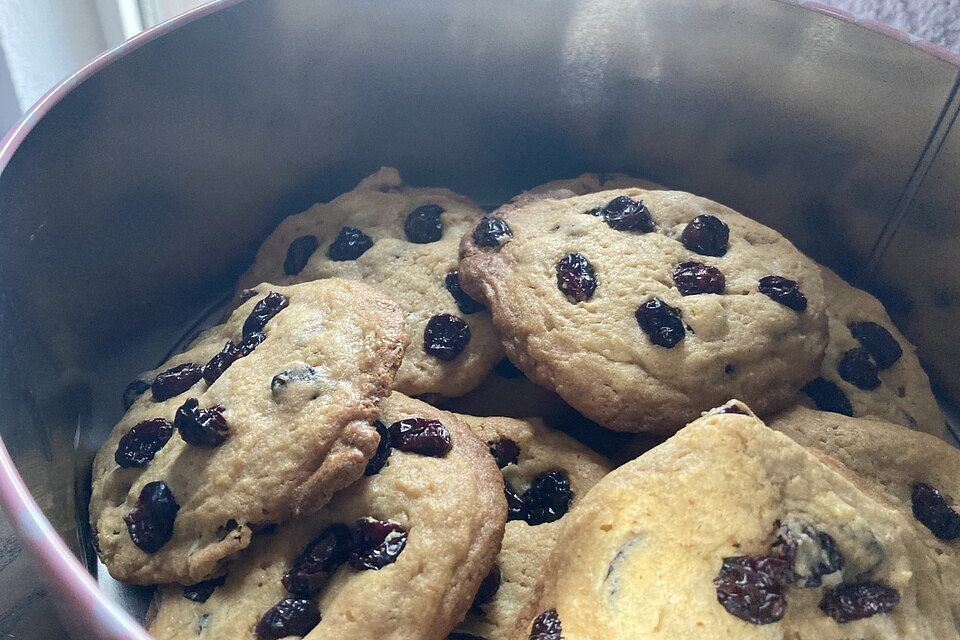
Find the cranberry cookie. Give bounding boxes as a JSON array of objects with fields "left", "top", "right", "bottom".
[
  {"left": 90, "top": 280, "right": 407, "bottom": 585},
  {"left": 146, "top": 394, "right": 505, "bottom": 640},
  {"left": 798, "top": 267, "right": 950, "bottom": 441},
  {"left": 451, "top": 414, "right": 611, "bottom": 640},
  {"left": 237, "top": 167, "right": 502, "bottom": 397},
  {"left": 458, "top": 188, "right": 829, "bottom": 432},
  {"left": 514, "top": 408, "right": 958, "bottom": 639},
  {"left": 509, "top": 172, "right": 666, "bottom": 205}
]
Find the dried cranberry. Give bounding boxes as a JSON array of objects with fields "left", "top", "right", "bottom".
[
  {"left": 523, "top": 471, "right": 572, "bottom": 526},
  {"left": 596, "top": 195, "right": 655, "bottom": 232},
  {"left": 681, "top": 214, "right": 729, "bottom": 256},
  {"left": 174, "top": 398, "right": 229, "bottom": 447},
  {"left": 556, "top": 252, "right": 597, "bottom": 303},
  {"left": 911, "top": 483, "right": 960, "bottom": 541},
  {"left": 387, "top": 417, "right": 452, "bottom": 456},
  {"left": 635, "top": 298, "right": 686, "bottom": 348},
  {"left": 529, "top": 608, "right": 562, "bottom": 640},
  {"left": 714, "top": 554, "right": 792, "bottom": 625},
  {"left": 349, "top": 517, "right": 408, "bottom": 570},
  {"left": 773, "top": 519, "right": 843, "bottom": 588},
  {"left": 489, "top": 438, "right": 520, "bottom": 469},
  {"left": 327, "top": 226, "right": 374, "bottom": 261},
  {"left": 404, "top": 204, "right": 445, "bottom": 243},
  {"left": 114, "top": 418, "right": 174, "bottom": 468},
  {"left": 505, "top": 483, "right": 527, "bottom": 522},
  {"left": 270, "top": 363, "right": 319, "bottom": 401},
  {"left": 255, "top": 598, "right": 321, "bottom": 640},
  {"left": 758, "top": 276, "right": 807, "bottom": 312},
  {"left": 123, "top": 481, "right": 179, "bottom": 553},
  {"left": 672, "top": 261, "right": 725, "bottom": 296},
  {"left": 423, "top": 314, "right": 471, "bottom": 361},
  {"left": 182, "top": 574, "right": 227, "bottom": 603},
  {"left": 202, "top": 332, "right": 265, "bottom": 385},
  {"left": 849, "top": 321, "right": 902, "bottom": 370},
  {"left": 283, "top": 235, "right": 319, "bottom": 275},
  {"left": 363, "top": 421, "right": 392, "bottom": 476},
  {"left": 282, "top": 523, "right": 352, "bottom": 596},
  {"left": 801, "top": 378, "right": 853, "bottom": 416},
  {"left": 445, "top": 272, "right": 485, "bottom": 314},
  {"left": 151, "top": 363, "right": 203, "bottom": 401},
  {"left": 472, "top": 217, "right": 513, "bottom": 248},
  {"left": 242, "top": 292, "right": 289, "bottom": 338},
  {"left": 472, "top": 565, "right": 501, "bottom": 608},
  {"left": 837, "top": 348, "right": 881, "bottom": 390},
  {"left": 122, "top": 379, "right": 150, "bottom": 410},
  {"left": 819, "top": 582, "right": 900, "bottom": 623}
]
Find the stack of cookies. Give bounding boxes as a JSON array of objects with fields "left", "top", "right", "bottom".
[{"left": 89, "top": 168, "right": 959, "bottom": 639}]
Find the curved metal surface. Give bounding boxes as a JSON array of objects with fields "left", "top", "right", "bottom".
[{"left": 0, "top": 0, "right": 957, "bottom": 636}]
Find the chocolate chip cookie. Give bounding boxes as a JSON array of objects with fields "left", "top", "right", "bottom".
[
  {"left": 450, "top": 414, "right": 611, "bottom": 640},
  {"left": 146, "top": 393, "right": 505, "bottom": 640},
  {"left": 514, "top": 407, "right": 959, "bottom": 639},
  {"left": 458, "top": 188, "right": 829, "bottom": 432},
  {"left": 90, "top": 280, "right": 408, "bottom": 585},
  {"left": 237, "top": 167, "right": 502, "bottom": 397},
  {"left": 798, "top": 267, "right": 950, "bottom": 441}
]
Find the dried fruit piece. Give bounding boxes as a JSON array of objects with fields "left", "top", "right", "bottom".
[
  {"left": 672, "top": 261, "right": 725, "bottom": 296},
  {"left": 556, "top": 252, "right": 597, "bottom": 303},
  {"left": 174, "top": 398, "right": 229, "bottom": 448},
  {"left": 529, "top": 608, "right": 562, "bottom": 640},
  {"left": 182, "top": 575, "right": 227, "bottom": 603},
  {"left": 472, "top": 565, "right": 501, "bottom": 608},
  {"left": 364, "top": 421, "right": 392, "bottom": 476},
  {"left": 489, "top": 438, "right": 520, "bottom": 469},
  {"left": 115, "top": 418, "right": 174, "bottom": 468},
  {"left": 801, "top": 378, "right": 853, "bottom": 416},
  {"left": 849, "top": 321, "right": 902, "bottom": 370},
  {"left": 596, "top": 195, "right": 655, "bottom": 232},
  {"left": 635, "top": 298, "right": 686, "bottom": 348},
  {"left": 472, "top": 217, "right": 513, "bottom": 248},
  {"left": 255, "top": 598, "right": 321, "bottom": 640},
  {"left": 505, "top": 483, "right": 527, "bottom": 522},
  {"left": 423, "top": 313, "right": 471, "bottom": 361},
  {"left": 758, "top": 276, "right": 808, "bottom": 312},
  {"left": 350, "top": 517, "right": 408, "bottom": 570},
  {"left": 202, "top": 331, "right": 266, "bottom": 385},
  {"left": 387, "top": 417, "right": 452, "bottom": 457},
  {"left": 282, "top": 523, "right": 352, "bottom": 596},
  {"left": 714, "top": 554, "right": 792, "bottom": 625},
  {"left": 773, "top": 518, "right": 843, "bottom": 588},
  {"left": 445, "top": 271, "right": 485, "bottom": 314},
  {"left": 911, "top": 483, "right": 960, "bottom": 541},
  {"left": 151, "top": 363, "right": 203, "bottom": 401},
  {"left": 680, "top": 214, "right": 729, "bottom": 256},
  {"left": 404, "top": 204, "right": 445, "bottom": 243},
  {"left": 327, "top": 226, "right": 374, "bottom": 261},
  {"left": 283, "top": 235, "right": 319, "bottom": 275},
  {"left": 123, "top": 481, "right": 180, "bottom": 553},
  {"left": 837, "top": 348, "right": 881, "bottom": 390},
  {"left": 122, "top": 379, "right": 150, "bottom": 410},
  {"left": 270, "top": 363, "right": 319, "bottom": 402},
  {"left": 242, "top": 292, "right": 289, "bottom": 338},
  {"left": 523, "top": 471, "right": 572, "bottom": 526},
  {"left": 819, "top": 582, "right": 900, "bottom": 623}
]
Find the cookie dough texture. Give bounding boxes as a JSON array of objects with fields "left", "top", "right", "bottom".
[
  {"left": 237, "top": 167, "right": 502, "bottom": 397},
  {"left": 514, "top": 410, "right": 959, "bottom": 639},
  {"left": 452, "top": 414, "right": 611, "bottom": 640},
  {"left": 90, "top": 280, "right": 407, "bottom": 585},
  {"left": 802, "top": 266, "right": 949, "bottom": 441},
  {"left": 148, "top": 393, "right": 506, "bottom": 640},
  {"left": 459, "top": 188, "right": 829, "bottom": 433}
]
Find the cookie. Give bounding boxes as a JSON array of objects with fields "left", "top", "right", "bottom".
[
  {"left": 509, "top": 173, "right": 666, "bottom": 206},
  {"left": 450, "top": 414, "right": 611, "bottom": 640},
  {"left": 237, "top": 167, "right": 502, "bottom": 397},
  {"left": 458, "top": 188, "right": 829, "bottom": 433},
  {"left": 798, "top": 266, "right": 950, "bottom": 441},
  {"left": 90, "top": 280, "right": 408, "bottom": 585},
  {"left": 146, "top": 393, "right": 505, "bottom": 640},
  {"left": 514, "top": 407, "right": 959, "bottom": 639}
]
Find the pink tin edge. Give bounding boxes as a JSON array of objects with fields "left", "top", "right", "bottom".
[{"left": 0, "top": 0, "right": 957, "bottom": 638}]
